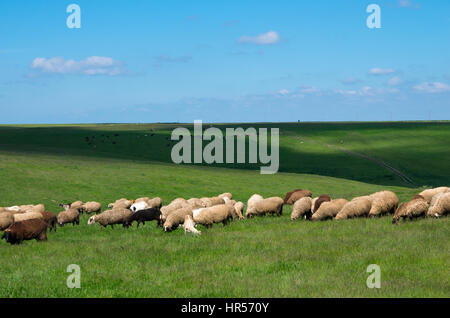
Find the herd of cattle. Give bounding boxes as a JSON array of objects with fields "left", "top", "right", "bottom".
[{"left": 0, "top": 186, "right": 449, "bottom": 245}]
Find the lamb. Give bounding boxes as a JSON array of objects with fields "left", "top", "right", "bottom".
[
  {"left": 40, "top": 211, "right": 58, "bottom": 232},
  {"left": 427, "top": 192, "right": 450, "bottom": 218},
  {"left": 419, "top": 187, "right": 450, "bottom": 204},
  {"left": 88, "top": 208, "right": 132, "bottom": 228},
  {"left": 335, "top": 197, "right": 372, "bottom": 220},
  {"left": 193, "top": 204, "right": 234, "bottom": 228},
  {"left": 233, "top": 202, "right": 245, "bottom": 220},
  {"left": 290, "top": 197, "right": 313, "bottom": 220},
  {"left": 368, "top": 191, "right": 399, "bottom": 217},
  {"left": 284, "top": 189, "right": 313, "bottom": 205},
  {"left": 79, "top": 202, "right": 101, "bottom": 214},
  {"left": 392, "top": 196, "right": 428, "bottom": 224},
  {"left": 13, "top": 212, "right": 43, "bottom": 223},
  {"left": 163, "top": 207, "right": 193, "bottom": 232},
  {"left": 245, "top": 197, "right": 284, "bottom": 218},
  {"left": 183, "top": 215, "right": 201, "bottom": 235},
  {"left": 313, "top": 195, "right": 331, "bottom": 212},
  {"left": 311, "top": 199, "right": 348, "bottom": 221},
  {"left": 57, "top": 208, "right": 80, "bottom": 226},
  {"left": 1, "top": 219, "right": 48, "bottom": 245},
  {"left": 0, "top": 213, "right": 14, "bottom": 231},
  {"left": 123, "top": 208, "right": 162, "bottom": 228}
]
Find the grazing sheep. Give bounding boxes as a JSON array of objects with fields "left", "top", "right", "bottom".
[
  {"left": 23, "top": 204, "right": 45, "bottom": 214},
  {"left": 392, "top": 196, "right": 428, "bottom": 224},
  {"left": 311, "top": 199, "right": 348, "bottom": 221},
  {"left": 246, "top": 197, "right": 284, "bottom": 218},
  {"left": 88, "top": 208, "right": 132, "bottom": 228},
  {"left": 80, "top": 202, "right": 101, "bottom": 214},
  {"left": 163, "top": 207, "right": 193, "bottom": 232},
  {"left": 233, "top": 202, "right": 245, "bottom": 220},
  {"left": 13, "top": 212, "right": 43, "bottom": 223},
  {"left": 313, "top": 195, "right": 331, "bottom": 213},
  {"left": 336, "top": 197, "right": 372, "bottom": 220},
  {"left": 284, "top": 189, "right": 313, "bottom": 205},
  {"left": 193, "top": 204, "right": 234, "bottom": 228},
  {"left": 183, "top": 215, "right": 201, "bottom": 235},
  {"left": 283, "top": 189, "right": 302, "bottom": 204},
  {"left": 59, "top": 201, "right": 83, "bottom": 210},
  {"left": 291, "top": 197, "right": 313, "bottom": 220},
  {"left": 108, "top": 199, "right": 134, "bottom": 209},
  {"left": 210, "top": 196, "right": 226, "bottom": 206},
  {"left": 368, "top": 191, "right": 399, "bottom": 217},
  {"left": 123, "top": 208, "right": 162, "bottom": 228},
  {"left": 427, "top": 192, "right": 450, "bottom": 218},
  {"left": 147, "top": 197, "right": 162, "bottom": 209},
  {"left": 246, "top": 194, "right": 264, "bottom": 216},
  {"left": 40, "top": 211, "right": 58, "bottom": 232},
  {"left": 161, "top": 199, "right": 190, "bottom": 222},
  {"left": 57, "top": 208, "right": 80, "bottom": 227},
  {"left": 200, "top": 197, "right": 213, "bottom": 207},
  {"left": 2, "top": 219, "right": 48, "bottom": 245},
  {"left": 0, "top": 213, "right": 14, "bottom": 231},
  {"left": 419, "top": 187, "right": 449, "bottom": 204},
  {"left": 134, "top": 197, "right": 162, "bottom": 210}
]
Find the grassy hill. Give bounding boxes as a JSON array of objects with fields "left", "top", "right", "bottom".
[{"left": 0, "top": 122, "right": 448, "bottom": 297}]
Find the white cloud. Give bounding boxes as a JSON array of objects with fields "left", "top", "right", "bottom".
[
  {"left": 155, "top": 54, "right": 192, "bottom": 64},
  {"left": 277, "top": 89, "right": 290, "bottom": 95},
  {"left": 238, "top": 31, "right": 280, "bottom": 45},
  {"left": 31, "top": 56, "right": 126, "bottom": 76},
  {"left": 336, "top": 86, "right": 399, "bottom": 96},
  {"left": 398, "top": 0, "right": 420, "bottom": 8},
  {"left": 368, "top": 68, "right": 396, "bottom": 75},
  {"left": 387, "top": 76, "right": 403, "bottom": 86},
  {"left": 414, "top": 82, "right": 450, "bottom": 93},
  {"left": 339, "top": 77, "right": 361, "bottom": 85},
  {"left": 298, "top": 86, "right": 320, "bottom": 94}
]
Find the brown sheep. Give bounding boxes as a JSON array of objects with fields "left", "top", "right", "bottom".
[
  {"left": 2, "top": 219, "right": 48, "bottom": 245},
  {"left": 314, "top": 195, "right": 331, "bottom": 213},
  {"left": 40, "top": 211, "right": 58, "bottom": 232},
  {"left": 284, "top": 189, "right": 312, "bottom": 205}
]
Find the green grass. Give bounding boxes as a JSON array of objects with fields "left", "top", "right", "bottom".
[{"left": 0, "top": 122, "right": 448, "bottom": 297}]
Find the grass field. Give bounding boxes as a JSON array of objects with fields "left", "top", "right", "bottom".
[{"left": 0, "top": 122, "right": 449, "bottom": 297}]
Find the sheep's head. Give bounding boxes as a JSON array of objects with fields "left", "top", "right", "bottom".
[
  {"left": 1, "top": 231, "right": 11, "bottom": 242},
  {"left": 88, "top": 216, "right": 96, "bottom": 225},
  {"left": 392, "top": 216, "right": 399, "bottom": 224}
]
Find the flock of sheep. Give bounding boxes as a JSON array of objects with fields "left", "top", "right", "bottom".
[{"left": 0, "top": 186, "right": 449, "bottom": 245}]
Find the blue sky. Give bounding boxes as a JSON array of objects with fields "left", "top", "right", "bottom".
[{"left": 0, "top": 0, "right": 449, "bottom": 123}]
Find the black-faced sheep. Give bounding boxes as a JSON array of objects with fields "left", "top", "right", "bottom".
[
  {"left": 427, "top": 192, "right": 450, "bottom": 218},
  {"left": 284, "top": 189, "right": 312, "bottom": 205},
  {"left": 123, "top": 208, "right": 162, "bottom": 228},
  {"left": 88, "top": 208, "right": 132, "bottom": 228},
  {"left": 163, "top": 207, "right": 193, "bottom": 232},
  {"left": 193, "top": 204, "right": 234, "bottom": 228},
  {"left": 392, "top": 196, "right": 428, "bottom": 224},
  {"left": 2, "top": 219, "right": 48, "bottom": 245},
  {"left": 335, "top": 197, "right": 372, "bottom": 220},
  {"left": 245, "top": 197, "right": 284, "bottom": 218},
  {"left": 311, "top": 198, "right": 348, "bottom": 221},
  {"left": 57, "top": 208, "right": 80, "bottom": 226},
  {"left": 291, "top": 197, "right": 313, "bottom": 220},
  {"left": 368, "top": 191, "right": 399, "bottom": 217}
]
